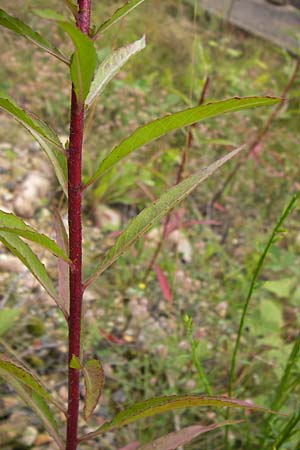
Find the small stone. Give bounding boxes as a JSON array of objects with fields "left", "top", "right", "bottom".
[{"left": 18, "top": 426, "right": 38, "bottom": 447}]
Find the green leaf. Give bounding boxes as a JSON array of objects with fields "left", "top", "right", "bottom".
[
  {"left": 0, "top": 232, "right": 66, "bottom": 316},
  {"left": 263, "top": 278, "right": 296, "bottom": 298},
  {"left": 86, "top": 36, "right": 146, "bottom": 107},
  {"left": 79, "top": 394, "right": 272, "bottom": 440},
  {"left": 59, "top": 22, "right": 97, "bottom": 104},
  {"left": 84, "top": 147, "right": 243, "bottom": 288},
  {"left": 33, "top": 9, "right": 66, "bottom": 21},
  {"left": 69, "top": 354, "right": 81, "bottom": 369},
  {"left": 95, "top": 0, "right": 147, "bottom": 36},
  {"left": 86, "top": 96, "right": 280, "bottom": 186},
  {"left": 0, "top": 210, "right": 70, "bottom": 263},
  {"left": 0, "top": 95, "right": 61, "bottom": 147},
  {"left": 0, "top": 367, "right": 64, "bottom": 450},
  {"left": 138, "top": 421, "right": 242, "bottom": 450},
  {"left": 0, "top": 356, "right": 62, "bottom": 411},
  {"left": 0, "top": 8, "right": 68, "bottom": 64},
  {"left": 0, "top": 308, "right": 20, "bottom": 337},
  {"left": 0, "top": 95, "right": 67, "bottom": 194},
  {"left": 83, "top": 359, "right": 105, "bottom": 421}
]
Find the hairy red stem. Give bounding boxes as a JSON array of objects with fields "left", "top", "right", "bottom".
[{"left": 66, "top": 1, "right": 91, "bottom": 449}]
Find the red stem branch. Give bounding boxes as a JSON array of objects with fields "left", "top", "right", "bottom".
[{"left": 66, "top": 1, "right": 91, "bottom": 449}]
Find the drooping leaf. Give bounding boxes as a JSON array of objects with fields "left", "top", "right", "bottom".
[
  {"left": 0, "top": 96, "right": 67, "bottom": 194},
  {"left": 0, "top": 356, "right": 62, "bottom": 411},
  {"left": 0, "top": 8, "right": 68, "bottom": 64},
  {"left": 95, "top": 0, "right": 147, "bottom": 36},
  {"left": 84, "top": 147, "right": 243, "bottom": 288},
  {"left": 0, "top": 308, "right": 20, "bottom": 337},
  {"left": 0, "top": 368, "right": 64, "bottom": 450},
  {"left": 79, "top": 394, "right": 272, "bottom": 441},
  {"left": 83, "top": 359, "right": 105, "bottom": 421},
  {"left": 59, "top": 22, "right": 97, "bottom": 104},
  {"left": 86, "top": 96, "right": 280, "bottom": 186},
  {"left": 0, "top": 231, "right": 66, "bottom": 316},
  {"left": 54, "top": 209, "right": 70, "bottom": 313},
  {"left": 86, "top": 36, "right": 146, "bottom": 107},
  {"left": 0, "top": 95, "right": 62, "bottom": 147},
  {"left": 138, "top": 421, "right": 242, "bottom": 450},
  {"left": 0, "top": 210, "right": 70, "bottom": 262}
]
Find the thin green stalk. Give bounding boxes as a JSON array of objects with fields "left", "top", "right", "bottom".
[
  {"left": 184, "top": 314, "right": 212, "bottom": 395},
  {"left": 271, "top": 335, "right": 300, "bottom": 411},
  {"left": 272, "top": 405, "right": 300, "bottom": 449},
  {"left": 225, "top": 193, "right": 299, "bottom": 449}
]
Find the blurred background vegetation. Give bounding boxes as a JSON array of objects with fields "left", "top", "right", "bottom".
[{"left": 0, "top": 0, "right": 300, "bottom": 449}]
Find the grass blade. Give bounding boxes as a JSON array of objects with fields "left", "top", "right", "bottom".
[
  {"left": 84, "top": 147, "right": 243, "bottom": 289},
  {"left": 85, "top": 96, "right": 280, "bottom": 187},
  {"left": 228, "top": 193, "right": 299, "bottom": 398}
]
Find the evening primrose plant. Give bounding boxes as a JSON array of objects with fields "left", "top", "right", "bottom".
[{"left": 0, "top": 1, "right": 282, "bottom": 449}]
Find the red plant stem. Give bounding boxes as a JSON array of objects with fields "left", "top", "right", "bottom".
[{"left": 66, "top": 1, "right": 91, "bottom": 450}]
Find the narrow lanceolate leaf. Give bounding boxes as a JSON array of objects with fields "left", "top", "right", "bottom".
[
  {"left": 84, "top": 147, "right": 242, "bottom": 288},
  {"left": 0, "top": 8, "right": 68, "bottom": 64},
  {"left": 0, "top": 95, "right": 62, "bottom": 147},
  {"left": 59, "top": 22, "right": 97, "bottom": 104},
  {"left": 0, "top": 210, "right": 70, "bottom": 263},
  {"left": 86, "top": 36, "right": 146, "bottom": 107},
  {"left": 95, "top": 0, "right": 147, "bottom": 36},
  {"left": 0, "top": 232, "right": 66, "bottom": 317},
  {"left": 138, "top": 421, "right": 242, "bottom": 450},
  {"left": 83, "top": 359, "right": 105, "bottom": 421},
  {"left": 0, "top": 368, "right": 64, "bottom": 450},
  {"left": 0, "top": 356, "right": 63, "bottom": 412},
  {"left": 79, "top": 394, "right": 272, "bottom": 441},
  {"left": 86, "top": 96, "right": 280, "bottom": 186},
  {"left": 0, "top": 96, "right": 67, "bottom": 194}
]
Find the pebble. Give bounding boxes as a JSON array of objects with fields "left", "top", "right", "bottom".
[{"left": 13, "top": 171, "right": 52, "bottom": 218}]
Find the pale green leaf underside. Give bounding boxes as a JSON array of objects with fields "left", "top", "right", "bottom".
[
  {"left": 86, "top": 96, "right": 280, "bottom": 185},
  {"left": 0, "top": 95, "right": 67, "bottom": 194},
  {"left": 59, "top": 21, "right": 97, "bottom": 104},
  {"left": 0, "top": 231, "right": 60, "bottom": 305},
  {"left": 0, "top": 368, "right": 63, "bottom": 450},
  {"left": 81, "top": 394, "right": 271, "bottom": 440},
  {"left": 86, "top": 36, "right": 146, "bottom": 107},
  {"left": 0, "top": 210, "right": 70, "bottom": 262},
  {"left": 0, "top": 8, "right": 68, "bottom": 64},
  {"left": 83, "top": 359, "right": 105, "bottom": 421},
  {"left": 138, "top": 421, "right": 241, "bottom": 450},
  {"left": 95, "top": 0, "right": 147, "bottom": 36},
  {"left": 84, "top": 147, "right": 242, "bottom": 288}
]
